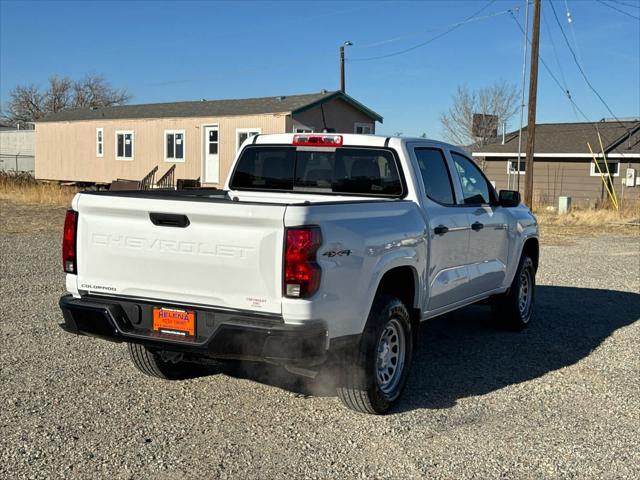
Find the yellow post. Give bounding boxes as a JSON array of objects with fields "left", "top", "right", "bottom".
[{"left": 596, "top": 131, "right": 619, "bottom": 209}]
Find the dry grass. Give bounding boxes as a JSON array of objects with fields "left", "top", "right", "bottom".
[
  {"left": 0, "top": 172, "right": 77, "bottom": 207},
  {"left": 535, "top": 204, "right": 639, "bottom": 245},
  {"left": 534, "top": 203, "right": 639, "bottom": 227}
]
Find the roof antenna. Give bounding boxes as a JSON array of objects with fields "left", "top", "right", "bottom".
[{"left": 320, "top": 103, "right": 329, "bottom": 132}]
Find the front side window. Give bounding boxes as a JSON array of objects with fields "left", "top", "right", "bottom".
[
  {"left": 355, "top": 123, "right": 374, "bottom": 134},
  {"left": 115, "top": 131, "right": 134, "bottom": 160},
  {"left": 590, "top": 160, "right": 619, "bottom": 176},
  {"left": 165, "top": 130, "right": 185, "bottom": 162},
  {"left": 96, "top": 128, "right": 104, "bottom": 157},
  {"left": 231, "top": 146, "right": 402, "bottom": 197},
  {"left": 414, "top": 148, "right": 455, "bottom": 205},
  {"left": 236, "top": 128, "right": 261, "bottom": 152},
  {"left": 451, "top": 151, "right": 493, "bottom": 205}
]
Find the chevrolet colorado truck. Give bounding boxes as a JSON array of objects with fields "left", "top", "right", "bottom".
[{"left": 59, "top": 133, "right": 538, "bottom": 414}]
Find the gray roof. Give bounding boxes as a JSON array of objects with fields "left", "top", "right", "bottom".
[
  {"left": 473, "top": 120, "right": 640, "bottom": 155},
  {"left": 37, "top": 91, "right": 383, "bottom": 123}
]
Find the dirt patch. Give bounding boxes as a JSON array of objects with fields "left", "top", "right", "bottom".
[{"left": 0, "top": 200, "right": 67, "bottom": 234}]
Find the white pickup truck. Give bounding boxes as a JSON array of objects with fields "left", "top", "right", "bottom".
[{"left": 60, "top": 133, "right": 538, "bottom": 414}]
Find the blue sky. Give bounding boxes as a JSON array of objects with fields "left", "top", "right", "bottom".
[{"left": 1, "top": 0, "right": 638, "bottom": 137}]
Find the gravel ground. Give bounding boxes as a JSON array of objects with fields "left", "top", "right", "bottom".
[{"left": 1, "top": 226, "right": 639, "bottom": 479}]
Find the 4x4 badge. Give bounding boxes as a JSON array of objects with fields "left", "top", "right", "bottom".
[{"left": 322, "top": 249, "right": 351, "bottom": 258}]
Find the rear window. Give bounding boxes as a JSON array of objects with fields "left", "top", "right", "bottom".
[{"left": 230, "top": 146, "right": 403, "bottom": 197}]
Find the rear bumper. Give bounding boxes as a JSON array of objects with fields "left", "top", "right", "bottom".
[{"left": 59, "top": 295, "right": 328, "bottom": 367}]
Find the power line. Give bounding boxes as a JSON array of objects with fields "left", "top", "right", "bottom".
[
  {"left": 509, "top": 12, "right": 573, "bottom": 109},
  {"left": 508, "top": 12, "right": 635, "bottom": 157},
  {"left": 606, "top": 0, "right": 640, "bottom": 9},
  {"left": 549, "top": 0, "right": 633, "bottom": 134},
  {"left": 541, "top": 7, "right": 569, "bottom": 95},
  {"left": 355, "top": 5, "right": 512, "bottom": 50},
  {"left": 348, "top": 0, "right": 500, "bottom": 62},
  {"left": 595, "top": 0, "right": 640, "bottom": 19},
  {"left": 141, "top": 2, "right": 511, "bottom": 87},
  {"left": 541, "top": 3, "right": 580, "bottom": 120},
  {"left": 605, "top": 0, "right": 640, "bottom": 9},
  {"left": 563, "top": 0, "right": 585, "bottom": 68}
]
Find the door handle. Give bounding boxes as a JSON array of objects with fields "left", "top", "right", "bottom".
[
  {"left": 471, "top": 221, "right": 484, "bottom": 231},
  {"left": 434, "top": 225, "right": 449, "bottom": 235},
  {"left": 149, "top": 212, "right": 190, "bottom": 228}
]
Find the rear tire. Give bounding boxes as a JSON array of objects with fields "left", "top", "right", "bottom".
[
  {"left": 336, "top": 294, "right": 414, "bottom": 414},
  {"left": 491, "top": 254, "right": 536, "bottom": 330},
  {"left": 127, "top": 343, "right": 194, "bottom": 380}
]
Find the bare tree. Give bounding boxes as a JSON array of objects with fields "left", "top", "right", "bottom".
[
  {"left": 2, "top": 84, "right": 46, "bottom": 126},
  {"left": 1, "top": 74, "right": 130, "bottom": 127},
  {"left": 72, "top": 74, "right": 130, "bottom": 109},
  {"left": 439, "top": 81, "right": 519, "bottom": 146},
  {"left": 44, "top": 75, "right": 74, "bottom": 113}
]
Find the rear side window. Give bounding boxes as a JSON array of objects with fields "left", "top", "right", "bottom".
[
  {"left": 231, "top": 147, "right": 295, "bottom": 190},
  {"left": 414, "top": 148, "right": 455, "bottom": 205},
  {"left": 231, "top": 146, "right": 403, "bottom": 197}
]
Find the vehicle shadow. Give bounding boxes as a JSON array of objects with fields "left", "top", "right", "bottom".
[{"left": 217, "top": 286, "right": 640, "bottom": 411}]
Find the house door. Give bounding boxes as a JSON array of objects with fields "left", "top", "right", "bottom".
[{"left": 203, "top": 126, "right": 219, "bottom": 184}]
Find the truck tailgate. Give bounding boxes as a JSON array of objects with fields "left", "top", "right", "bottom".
[{"left": 75, "top": 194, "right": 286, "bottom": 314}]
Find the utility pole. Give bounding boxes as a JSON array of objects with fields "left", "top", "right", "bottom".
[
  {"left": 524, "top": 0, "right": 541, "bottom": 207},
  {"left": 515, "top": 0, "right": 530, "bottom": 192},
  {"left": 340, "top": 41, "right": 353, "bottom": 93},
  {"left": 340, "top": 46, "right": 345, "bottom": 92}
]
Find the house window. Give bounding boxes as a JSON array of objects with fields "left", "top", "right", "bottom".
[
  {"left": 115, "top": 131, "right": 134, "bottom": 160},
  {"left": 292, "top": 124, "right": 314, "bottom": 134},
  {"left": 165, "top": 130, "right": 185, "bottom": 162},
  {"left": 354, "top": 122, "right": 374, "bottom": 134},
  {"left": 96, "top": 128, "right": 104, "bottom": 157},
  {"left": 236, "top": 128, "right": 261, "bottom": 152},
  {"left": 590, "top": 159, "right": 619, "bottom": 177},
  {"left": 507, "top": 159, "right": 526, "bottom": 174}
]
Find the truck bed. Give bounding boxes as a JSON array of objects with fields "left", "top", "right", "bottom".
[{"left": 72, "top": 189, "right": 401, "bottom": 317}]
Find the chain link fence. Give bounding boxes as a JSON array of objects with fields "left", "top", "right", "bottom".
[{"left": 0, "top": 153, "right": 35, "bottom": 174}]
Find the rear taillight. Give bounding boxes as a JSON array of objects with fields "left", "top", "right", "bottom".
[
  {"left": 284, "top": 226, "right": 322, "bottom": 298},
  {"left": 62, "top": 209, "right": 77, "bottom": 274}
]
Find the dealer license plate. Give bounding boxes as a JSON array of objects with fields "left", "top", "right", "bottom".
[{"left": 152, "top": 308, "right": 195, "bottom": 337}]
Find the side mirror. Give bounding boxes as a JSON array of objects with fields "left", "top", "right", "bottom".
[{"left": 499, "top": 190, "right": 521, "bottom": 207}]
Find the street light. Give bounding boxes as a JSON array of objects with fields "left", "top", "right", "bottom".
[{"left": 340, "top": 41, "right": 353, "bottom": 93}]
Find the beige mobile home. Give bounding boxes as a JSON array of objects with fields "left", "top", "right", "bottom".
[{"left": 35, "top": 91, "right": 382, "bottom": 186}]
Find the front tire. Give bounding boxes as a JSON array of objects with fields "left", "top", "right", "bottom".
[
  {"left": 127, "top": 343, "right": 194, "bottom": 380},
  {"left": 337, "top": 294, "right": 414, "bottom": 414},
  {"left": 491, "top": 254, "right": 536, "bottom": 330}
]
